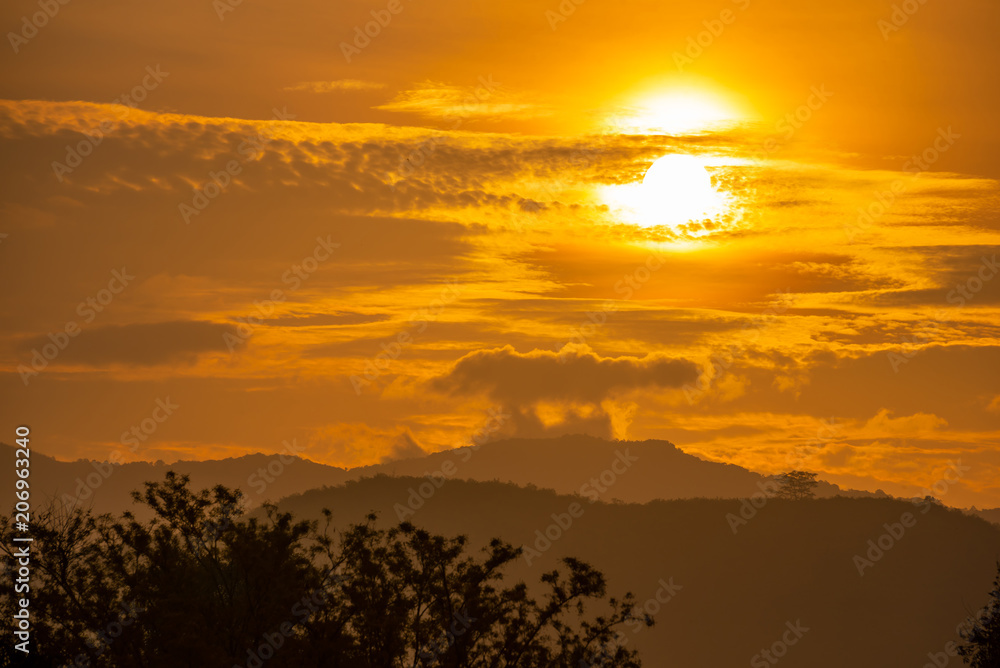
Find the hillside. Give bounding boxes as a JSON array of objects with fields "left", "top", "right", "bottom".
[
  {"left": 0, "top": 444, "right": 350, "bottom": 517},
  {"left": 274, "top": 475, "right": 1000, "bottom": 668},
  {"left": 970, "top": 507, "right": 1000, "bottom": 525},
  {"left": 354, "top": 434, "right": 875, "bottom": 502},
  {"left": 0, "top": 435, "right": 878, "bottom": 517}
]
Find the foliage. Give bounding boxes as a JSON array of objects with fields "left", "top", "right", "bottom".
[
  {"left": 774, "top": 471, "right": 819, "bottom": 500},
  {"left": 959, "top": 561, "right": 1000, "bottom": 667},
  {"left": 0, "top": 472, "right": 651, "bottom": 667}
]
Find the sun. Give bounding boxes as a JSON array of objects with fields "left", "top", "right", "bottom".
[
  {"left": 595, "top": 82, "right": 749, "bottom": 232},
  {"left": 607, "top": 83, "right": 750, "bottom": 135},
  {"left": 626, "top": 92, "right": 738, "bottom": 135},
  {"left": 600, "top": 154, "right": 732, "bottom": 230},
  {"left": 641, "top": 154, "right": 721, "bottom": 221}
]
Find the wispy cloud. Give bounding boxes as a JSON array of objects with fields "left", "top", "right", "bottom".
[
  {"left": 375, "top": 80, "right": 549, "bottom": 121},
  {"left": 284, "top": 79, "right": 386, "bottom": 93}
]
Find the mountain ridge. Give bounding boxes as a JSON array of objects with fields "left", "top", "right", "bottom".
[
  {"left": 270, "top": 474, "right": 1000, "bottom": 668},
  {"left": 3, "top": 434, "right": 883, "bottom": 519}
]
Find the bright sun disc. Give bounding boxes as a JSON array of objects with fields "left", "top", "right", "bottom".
[{"left": 601, "top": 154, "right": 730, "bottom": 230}]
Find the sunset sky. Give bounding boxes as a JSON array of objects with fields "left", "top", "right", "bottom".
[{"left": 2, "top": 0, "right": 998, "bottom": 507}]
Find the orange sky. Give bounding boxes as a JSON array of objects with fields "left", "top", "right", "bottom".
[{"left": 1, "top": 0, "right": 998, "bottom": 507}]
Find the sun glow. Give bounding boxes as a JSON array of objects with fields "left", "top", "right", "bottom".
[
  {"left": 610, "top": 85, "right": 748, "bottom": 135},
  {"left": 601, "top": 154, "right": 734, "bottom": 231}
]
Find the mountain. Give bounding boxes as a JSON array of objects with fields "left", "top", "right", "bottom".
[
  {"left": 5, "top": 439, "right": 996, "bottom": 666},
  {"left": 273, "top": 475, "right": 1000, "bottom": 668},
  {"left": 1, "top": 444, "right": 350, "bottom": 517},
  {"left": 970, "top": 507, "right": 1000, "bottom": 525},
  {"left": 1, "top": 435, "right": 878, "bottom": 517},
  {"left": 351, "top": 434, "right": 877, "bottom": 503}
]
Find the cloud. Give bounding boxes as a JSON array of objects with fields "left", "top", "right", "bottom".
[
  {"left": 432, "top": 344, "right": 700, "bottom": 402},
  {"left": 862, "top": 408, "right": 948, "bottom": 436},
  {"left": 306, "top": 423, "right": 426, "bottom": 468},
  {"left": 383, "top": 430, "right": 427, "bottom": 462},
  {"left": 374, "top": 80, "right": 547, "bottom": 121},
  {"left": 696, "top": 345, "right": 1000, "bottom": 434},
  {"left": 283, "top": 80, "right": 386, "bottom": 93},
  {"left": 260, "top": 312, "right": 390, "bottom": 327},
  {"left": 865, "top": 246, "right": 1000, "bottom": 307},
  {"left": 428, "top": 344, "right": 699, "bottom": 439},
  {"left": 0, "top": 99, "right": 739, "bottom": 224},
  {"left": 17, "top": 320, "right": 243, "bottom": 366}
]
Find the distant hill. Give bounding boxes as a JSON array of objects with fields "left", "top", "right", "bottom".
[
  {"left": 0, "top": 444, "right": 350, "bottom": 517},
  {"left": 1, "top": 435, "right": 880, "bottom": 517},
  {"left": 4, "top": 440, "right": 996, "bottom": 666},
  {"left": 352, "top": 434, "right": 879, "bottom": 503},
  {"left": 970, "top": 507, "right": 1000, "bottom": 525},
  {"left": 274, "top": 475, "right": 1000, "bottom": 668}
]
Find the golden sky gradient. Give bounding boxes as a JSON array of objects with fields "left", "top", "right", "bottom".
[{"left": 1, "top": 0, "right": 998, "bottom": 507}]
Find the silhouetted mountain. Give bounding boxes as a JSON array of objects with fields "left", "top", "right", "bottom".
[
  {"left": 274, "top": 475, "right": 1000, "bottom": 668},
  {"left": 2, "top": 435, "right": 879, "bottom": 518},
  {"left": 5, "top": 440, "right": 996, "bottom": 665},
  {"left": 0, "top": 443, "right": 349, "bottom": 517},
  {"left": 970, "top": 507, "right": 1000, "bottom": 525},
  {"left": 354, "top": 434, "right": 877, "bottom": 503}
]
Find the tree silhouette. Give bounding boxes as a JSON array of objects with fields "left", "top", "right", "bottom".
[
  {"left": 773, "top": 471, "right": 819, "bottom": 500},
  {"left": 959, "top": 561, "right": 1000, "bottom": 667},
  {"left": 0, "top": 472, "right": 651, "bottom": 666}
]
